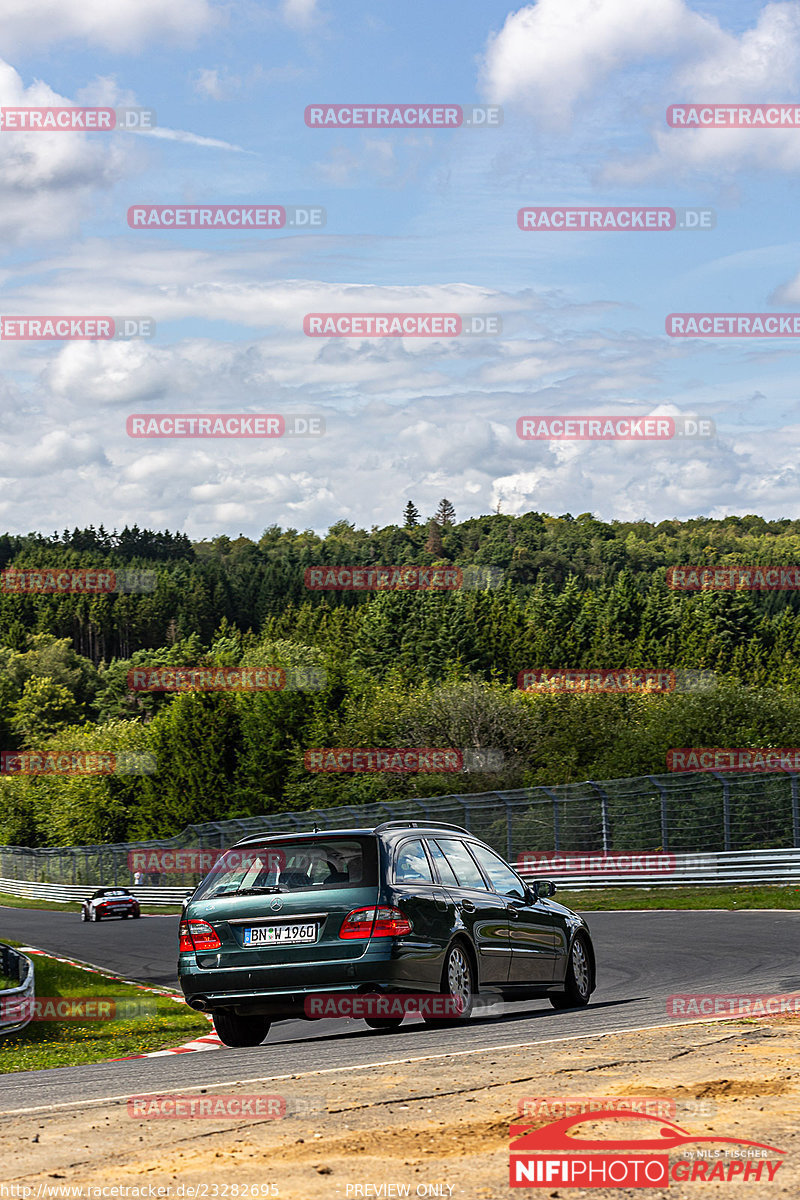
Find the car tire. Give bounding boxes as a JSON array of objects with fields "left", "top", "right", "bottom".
[
  {"left": 212, "top": 1010, "right": 271, "bottom": 1047},
  {"left": 90, "top": 908, "right": 100, "bottom": 922},
  {"left": 133, "top": 911, "right": 141, "bottom": 919},
  {"left": 364, "top": 1016, "right": 404, "bottom": 1030},
  {"left": 549, "top": 933, "right": 592, "bottom": 1009},
  {"left": 80, "top": 907, "right": 88, "bottom": 922},
  {"left": 423, "top": 941, "right": 475, "bottom": 1024}
]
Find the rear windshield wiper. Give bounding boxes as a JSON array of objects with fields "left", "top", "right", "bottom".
[{"left": 233, "top": 885, "right": 285, "bottom": 896}]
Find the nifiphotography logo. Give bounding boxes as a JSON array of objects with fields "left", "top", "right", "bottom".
[{"left": 509, "top": 1108, "right": 785, "bottom": 1187}]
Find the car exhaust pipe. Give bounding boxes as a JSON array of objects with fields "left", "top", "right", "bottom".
[{"left": 188, "top": 997, "right": 208, "bottom": 1011}]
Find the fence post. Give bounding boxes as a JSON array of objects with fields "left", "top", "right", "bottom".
[
  {"left": 710, "top": 772, "right": 732, "bottom": 852},
  {"left": 540, "top": 787, "right": 561, "bottom": 850},
  {"left": 788, "top": 772, "right": 800, "bottom": 848},
  {"left": 587, "top": 781, "right": 610, "bottom": 851},
  {"left": 506, "top": 796, "right": 513, "bottom": 862},
  {"left": 456, "top": 797, "right": 472, "bottom": 833},
  {"left": 647, "top": 776, "right": 669, "bottom": 852}
]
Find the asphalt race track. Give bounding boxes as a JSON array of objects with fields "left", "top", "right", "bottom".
[{"left": 1, "top": 906, "right": 798, "bottom": 1114}]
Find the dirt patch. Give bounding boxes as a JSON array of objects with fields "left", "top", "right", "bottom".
[{"left": 3, "top": 1017, "right": 799, "bottom": 1199}]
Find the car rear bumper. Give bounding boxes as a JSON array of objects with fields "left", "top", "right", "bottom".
[{"left": 178, "top": 949, "right": 429, "bottom": 1015}]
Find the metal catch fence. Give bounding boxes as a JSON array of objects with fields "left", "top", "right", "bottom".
[{"left": 1, "top": 770, "right": 799, "bottom": 889}]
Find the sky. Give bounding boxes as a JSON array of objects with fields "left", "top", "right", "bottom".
[{"left": 2, "top": 0, "right": 800, "bottom": 538}]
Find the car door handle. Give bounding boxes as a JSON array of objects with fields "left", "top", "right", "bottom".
[
  {"left": 459, "top": 899, "right": 476, "bottom": 913},
  {"left": 508, "top": 906, "right": 520, "bottom": 920}
]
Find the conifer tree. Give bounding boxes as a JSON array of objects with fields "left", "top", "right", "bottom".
[{"left": 435, "top": 498, "right": 456, "bottom": 527}]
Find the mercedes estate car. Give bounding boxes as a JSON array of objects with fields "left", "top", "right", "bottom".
[
  {"left": 177, "top": 821, "right": 596, "bottom": 1046},
  {"left": 81, "top": 887, "right": 141, "bottom": 921}
]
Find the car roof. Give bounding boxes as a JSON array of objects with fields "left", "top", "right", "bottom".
[{"left": 232, "top": 822, "right": 472, "bottom": 848}]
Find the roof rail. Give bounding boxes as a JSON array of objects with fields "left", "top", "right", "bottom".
[{"left": 373, "top": 820, "right": 469, "bottom": 835}]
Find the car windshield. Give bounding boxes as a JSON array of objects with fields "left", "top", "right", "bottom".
[
  {"left": 192, "top": 837, "right": 378, "bottom": 901},
  {"left": 97, "top": 889, "right": 128, "bottom": 897}
]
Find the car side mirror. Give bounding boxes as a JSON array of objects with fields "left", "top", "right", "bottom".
[{"left": 532, "top": 878, "right": 557, "bottom": 900}]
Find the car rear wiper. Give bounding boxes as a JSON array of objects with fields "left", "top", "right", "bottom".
[{"left": 233, "top": 885, "right": 285, "bottom": 896}]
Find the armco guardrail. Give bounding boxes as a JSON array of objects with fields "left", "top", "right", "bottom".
[
  {"left": 0, "top": 878, "right": 191, "bottom": 905},
  {"left": 2, "top": 848, "right": 800, "bottom": 899},
  {"left": 516, "top": 847, "right": 800, "bottom": 889},
  {"left": 0, "top": 943, "right": 34, "bottom": 1035}
]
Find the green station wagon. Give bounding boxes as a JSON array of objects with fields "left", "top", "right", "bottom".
[{"left": 178, "top": 821, "right": 596, "bottom": 1046}]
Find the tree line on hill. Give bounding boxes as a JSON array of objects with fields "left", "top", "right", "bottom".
[{"left": 2, "top": 508, "right": 800, "bottom": 845}]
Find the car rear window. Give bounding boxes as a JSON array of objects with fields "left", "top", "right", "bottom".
[{"left": 193, "top": 837, "right": 378, "bottom": 900}]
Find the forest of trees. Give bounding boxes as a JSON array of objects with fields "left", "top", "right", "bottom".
[{"left": 3, "top": 508, "right": 800, "bottom": 845}]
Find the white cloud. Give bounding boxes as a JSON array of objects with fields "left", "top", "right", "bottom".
[
  {"left": 481, "top": 1, "right": 800, "bottom": 181},
  {"left": 0, "top": 0, "right": 219, "bottom": 52},
  {"left": 193, "top": 68, "right": 227, "bottom": 100},
  {"left": 133, "top": 125, "right": 252, "bottom": 153},
  {"left": 481, "top": 0, "right": 718, "bottom": 128},
  {"left": 0, "top": 61, "right": 128, "bottom": 244},
  {"left": 771, "top": 268, "right": 800, "bottom": 304},
  {"left": 605, "top": 4, "right": 800, "bottom": 182},
  {"left": 281, "top": 0, "right": 320, "bottom": 30}
]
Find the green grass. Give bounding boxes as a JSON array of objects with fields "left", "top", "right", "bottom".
[
  {"left": 557, "top": 885, "right": 800, "bottom": 910},
  {"left": 0, "top": 950, "right": 209, "bottom": 1072},
  {"left": 0, "top": 891, "right": 183, "bottom": 914}
]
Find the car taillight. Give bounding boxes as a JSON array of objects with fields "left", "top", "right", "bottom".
[
  {"left": 179, "top": 919, "right": 221, "bottom": 952},
  {"left": 339, "top": 906, "right": 411, "bottom": 939}
]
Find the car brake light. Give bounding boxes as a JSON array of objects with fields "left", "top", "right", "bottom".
[
  {"left": 339, "top": 906, "right": 411, "bottom": 939},
  {"left": 179, "top": 919, "right": 222, "bottom": 952}
]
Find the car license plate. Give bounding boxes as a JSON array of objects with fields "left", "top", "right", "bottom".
[{"left": 243, "top": 923, "right": 318, "bottom": 946}]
